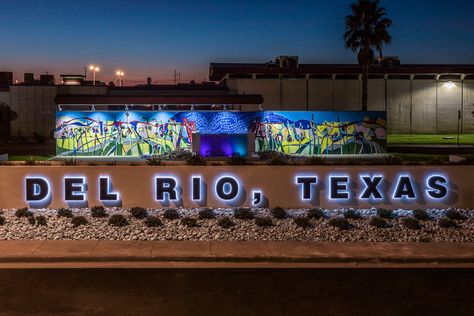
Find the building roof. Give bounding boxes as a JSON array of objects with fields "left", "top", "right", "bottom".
[
  {"left": 209, "top": 63, "right": 474, "bottom": 81},
  {"left": 55, "top": 94, "right": 263, "bottom": 105}
]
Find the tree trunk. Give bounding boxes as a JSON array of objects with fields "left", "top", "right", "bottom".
[{"left": 362, "top": 64, "right": 368, "bottom": 111}]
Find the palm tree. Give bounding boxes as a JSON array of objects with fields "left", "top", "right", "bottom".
[{"left": 344, "top": 0, "right": 392, "bottom": 111}]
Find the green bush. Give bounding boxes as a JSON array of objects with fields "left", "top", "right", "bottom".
[
  {"left": 35, "top": 215, "right": 47, "bottom": 226},
  {"left": 145, "top": 216, "right": 162, "bottom": 227},
  {"left": 271, "top": 207, "right": 287, "bottom": 219},
  {"left": 226, "top": 154, "right": 247, "bottom": 165},
  {"left": 328, "top": 217, "right": 351, "bottom": 230},
  {"left": 163, "top": 209, "right": 180, "bottom": 220},
  {"left": 344, "top": 209, "right": 361, "bottom": 220},
  {"left": 445, "top": 209, "right": 466, "bottom": 221},
  {"left": 57, "top": 208, "right": 73, "bottom": 218},
  {"left": 185, "top": 153, "right": 206, "bottom": 166},
  {"left": 91, "top": 206, "right": 108, "bottom": 218},
  {"left": 198, "top": 208, "right": 215, "bottom": 220},
  {"left": 72, "top": 216, "right": 88, "bottom": 227},
  {"left": 377, "top": 208, "right": 393, "bottom": 219},
  {"left": 61, "top": 158, "right": 79, "bottom": 166},
  {"left": 234, "top": 208, "right": 254, "bottom": 220},
  {"left": 438, "top": 218, "right": 457, "bottom": 229},
  {"left": 15, "top": 207, "right": 33, "bottom": 218},
  {"left": 369, "top": 217, "right": 388, "bottom": 228},
  {"left": 402, "top": 217, "right": 420, "bottom": 230},
  {"left": 217, "top": 216, "right": 235, "bottom": 229},
  {"left": 307, "top": 208, "right": 325, "bottom": 219},
  {"left": 267, "top": 154, "right": 288, "bottom": 165},
  {"left": 28, "top": 216, "right": 36, "bottom": 225},
  {"left": 129, "top": 207, "right": 148, "bottom": 219},
  {"left": 255, "top": 216, "right": 273, "bottom": 227},
  {"left": 146, "top": 156, "right": 162, "bottom": 166},
  {"left": 305, "top": 156, "right": 324, "bottom": 165},
  {"left": 108, "top": 214, "right": 129, "bottom": 227},
  {"left": 293, "top": 216, "right": 311, "bottom": 228},
  {"left": 181, "top": 216, "right": 198, "bottom": 227},
  {"left": 23, "top": 156, "right": 37, "bottom": 165},
  {"left": 413, "top": 209, "right": 430, "bottom": 221},
  {"left": 0, "top": 216, "right": 5, "bottom": 225}
]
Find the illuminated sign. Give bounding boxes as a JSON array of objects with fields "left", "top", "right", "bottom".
[{"left": 23, "top": 172, "right": 450, "bottom": 208}]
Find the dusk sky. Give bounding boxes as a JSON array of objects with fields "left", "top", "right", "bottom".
[{"left": 1, "top": 0, "right": 473, "bottom": 84}]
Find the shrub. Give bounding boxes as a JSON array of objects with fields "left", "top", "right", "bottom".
[
  {"left": 438, "top": 218, "right": 457, "bottom": 229},
  {"left": 271, "top": 207, "right": 287, "bottom": 219},
  {"left": 445, "top": 209, "right": 466, "bottom": 221},
  {"left": 369, "top": 217, "right": 388, "bottom": 228},
  {"left": 305, "top": 156, "right": 324, "bottom": 165},
  {"left": 293, "top": 217, "right": 311, "bottom": 228},
  {"left": 129, "top": 207, "right": 148, "bottom": 219},
  {"left": 217, "top": 216, "right": 235, "bottom": 229},
  {"left": 15, "top": 207, "right": 33, "bottom": 218},
  {"left": 234, "top": 208, "right": 254, "bottom": 220},
  {"left": 145, "top": 216, "right": 162, "bottom": 227},
  {"left": 61, "top": 158, "right": 79, "bottom": 166},
  {"left": 23, "top": 156, "right": 37, "bottom": 166},
  {"left": 36, "top": 215, "right": 47, "bottom": 226},
  {"left": 108, "top": 214, "right": 129, "bottom": 227},
  {"left": 413, "top": 209, "right": 430, "bottom": 221},
  {"left": 377, "top": 208, "right": 393, "bottom": 219},
  {"left": 0, "top": 216, "right": 5, "bottom": 225},
  {"left": 181, "top": 216, "right": 198, "bottom": 227},
  {"left": 198, "top": 208, "right": 215, "bottom": 220},
  {"left": 255, "top": 216, "right": 273, "bottom": 227},
  {"left": 72, "top": 216, "right": 88, "bottom": 227},
  {"left": 185, "top": 153, "right": 206, "bottom": 165},
  {"left": 402, "top": 217, "right": 420, "bottom": 230},
  {"left": 344, "top": 209, "right": 361, "bottom": 220},
  {"left": 226, "top": 154, "right": 247, "bottom": 165},
  {"left": 328, "top": 217, "right": 351, "bottom": 230},
  {"left": 307, "top": 208, "right": 325, "bottom": 219},
  {"left": 57, "top": 208, "right": 73, "bottom": 218},
  {"left": 146, "top": 156, "right": 162, "bottom": 166},
  {"left": 91, "top": 205, "right": 108, "bottom": 218},
  {"left": 267, "top": 154, "right": 288, "bottom": 166},
  {"left": 28, "top": 216, "right": 36, "bottom": 225},
  {"left": 163, "top": 209, "right": 180, "bottom": 220}
]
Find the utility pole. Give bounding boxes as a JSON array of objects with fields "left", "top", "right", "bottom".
[{"left": 174, "top": 70, "right": 177, "bottom": 85}]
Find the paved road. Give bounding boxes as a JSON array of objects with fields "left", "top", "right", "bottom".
[{"left": 0, "top": 268, "right": 473, "bottom": 315}]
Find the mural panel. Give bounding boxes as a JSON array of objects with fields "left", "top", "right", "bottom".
[{"left": 55, "top": 111, "right": 386, "bottom": 156}]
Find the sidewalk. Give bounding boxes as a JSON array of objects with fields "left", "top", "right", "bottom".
[{"left": 1, "top": 240, "right": 474, "bottom": 268}]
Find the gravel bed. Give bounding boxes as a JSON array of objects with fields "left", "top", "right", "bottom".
[{"left": 0, "top": 207, "right": 473, "bottom": 242}]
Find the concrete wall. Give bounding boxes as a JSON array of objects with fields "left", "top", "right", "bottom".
[
  {"left": 9, "top": 86, "right": 57, "bottom": 139},
  {"left": 463, "top": 80, "right": 474, "bottom": 133},
  {"left": 0, "top": 165, "right": 472, "bottom": 209},
  {"left": 386, "top": 80, "right": 412, "bottom": 133},
  {"left": 0, "top": 91, "right": 10, "bottom": 137},
  {"left": 226, "top": 77, "right": 474, "bottom": 134}
]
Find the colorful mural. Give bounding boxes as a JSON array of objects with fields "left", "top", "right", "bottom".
[{"left": 55, "top": 111, "right": 386, "bottom": 156}]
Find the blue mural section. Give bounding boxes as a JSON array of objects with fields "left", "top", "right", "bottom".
[{"left": 55, "top": 111, "right": 387, "bottom": 156}]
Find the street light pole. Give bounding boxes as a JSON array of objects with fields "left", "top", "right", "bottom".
[
  {"left": 116, "top": 70, "right": 124, "bottom": 86},
  {"left": 89, "top": 65, "right": 100, "bottom": 85}
]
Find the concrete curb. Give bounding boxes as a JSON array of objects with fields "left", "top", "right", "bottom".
[{"left": 1, "top": 240, "right": 474, "bottom": 268}]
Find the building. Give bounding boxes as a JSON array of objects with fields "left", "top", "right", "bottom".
[
  {"left": 209, "top": 56, "right": 474, "bottom": 133},
  {"left": 0, "top": 75, "right": 262, "bottom": 140}
]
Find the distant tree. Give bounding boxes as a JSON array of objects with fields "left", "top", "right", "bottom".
[{"left": 344, "top": 0, "right": 392, "bottom": 111}]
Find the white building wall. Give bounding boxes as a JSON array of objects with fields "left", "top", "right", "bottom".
[
  {"left": 367, "top": 79, "right": 386, "bottom": 111},
  {"left": 225, "top": 78, "right": 280, "bottom": 110},
  {"left": 334, "top": 80, "right": 361, "bottom": 111},
  {"left": 437, "top": 80, "right": 462, "bottom": 134},
  {"left": 463, "top": 80, "right": 474, "bottom": 133},
  {"left": 411, "top": 80, "right": 437, "bottom": 133},
  {"left": 308, "top": 79, "right": 334, "bottom": 110},
  {"left": 281, "top": 79, "right": 306, "bottom": 110}
]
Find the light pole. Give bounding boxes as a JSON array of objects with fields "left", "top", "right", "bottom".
[
  {"left": 116, "top": 70, "right": 125, "bottom": 86},
  {"left": 89, "top": 65, "right": 100, "bottom": 85}
]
